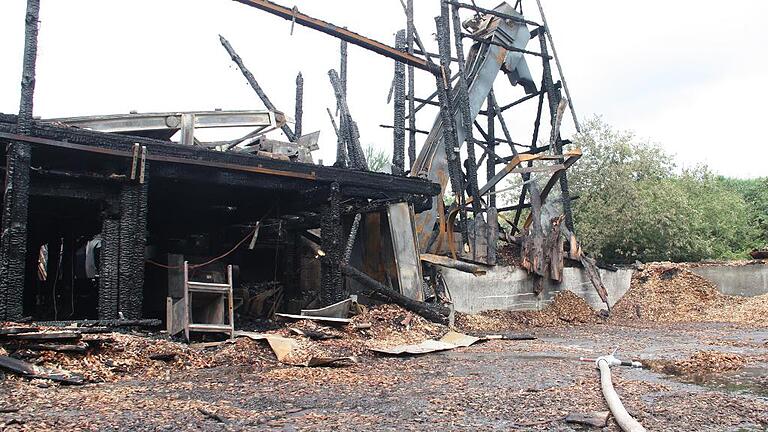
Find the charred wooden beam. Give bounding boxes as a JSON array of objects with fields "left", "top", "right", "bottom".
[
  {"left": 0, "top": 129, "right": 439, "bottom": 197},
  {"left": 294, "top": 72, "right": 303, "bottom": 138},
  {"left": 234, "top": 0, "right": 438, "bottom": 74},
  {"left": 99, "top": 217, "right": 120, "bottom": 319},
  {"left": 320, "top": 183, "right": 344, "bottom": 306},
  {"left": 451, "top": 3, "right": 481, "bottom": 216},
  {"left": 31, "top": 318, "right": 161, "bottom": 328},
  {"left": 219, "top": 35, "right": 295, "bottom": 141},
  {"left": 117, "top": 179, "right": 148, "bottom": 320},
  {"left": 538, "top": 32, "right": 575, "bottom": 232},
  {"left": 486, "top": 96, "right": 497, "bottom": 207},
  {"left": 405, "top": 0, "right": 416, "bottom": 169},
  {"left": 341, "top": 264, "right": 449, "bottom": 325},
  {"left": 328, "top": 70, "right": 368, "bottom": 170},
  {"left": 0, "top": 0, "right": 39, "bottom": 320},
  {"left": 392, "top": 30, "right": 407, "bottom": 175}
]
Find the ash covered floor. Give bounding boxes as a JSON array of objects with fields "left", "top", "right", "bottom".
[{"left": 1, "top": 318, "right": 766, "bottom": 431}]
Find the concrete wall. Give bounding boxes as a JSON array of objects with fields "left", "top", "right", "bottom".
[
  {"left": 690, "top": 264, "right": 768, "bottom": 297},
  {"left": 443, "top": 266, "right": 632, "bottom": 314},
  {"left": 444, "top": 263, "right": 768, "bottom": 314}
]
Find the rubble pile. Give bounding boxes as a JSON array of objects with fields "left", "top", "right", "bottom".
[
  {"left": 285, "top": 304, "right": 447, "bottom": 356},
  {"left": 610, "top": 264, "right": 768, "bottom": 325},
  {"left": 455, "top": 290, "right": 600, "bottom": 332},
  {"left": 0, "top": 304, "right": 452, "bottom": 385},
  {"left": 0, "top": 329, "right": 282, "bottom": 383},
  {"left": 348, "top": 304, "right": 444, "bottom": 344},
  {"left": 646, "top": 350, "right": 748, "bottom": 376}
]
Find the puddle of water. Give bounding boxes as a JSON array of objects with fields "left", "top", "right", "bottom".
[{"left": 675, "top": 365, "right": 768, "bottom": 398}]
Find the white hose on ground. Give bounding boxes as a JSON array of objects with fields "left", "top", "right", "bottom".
[{"left": 596, "top": 356, "right": 647, "bottom": 432}]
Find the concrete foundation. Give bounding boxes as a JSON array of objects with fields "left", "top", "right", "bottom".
[
  {"left": 690, "top": 264, "right": 768, "bottom": 297},
  {"left": 444, "top": 263, "right": 768, "bottom": 314},
  {"left": 443, "top": 266, "right": 633, "bottom": 314}
]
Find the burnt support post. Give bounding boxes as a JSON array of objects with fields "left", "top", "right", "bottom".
[
  {"left": 98, "top": 176, "right": 148, "bottom": 320},
  {"left": 117, "top": 180, "right": 148, "bottom": 319},
  {"left": 99, "top": 216, "right": 120, "bottom": 319},
  {"left": 294, "top": 72, "right": 303, "bottom": 139},
  {"left": 406, "top": 0, "right": 417, "bottom": 169},
  {"left": 538, "top": 30, "right": 575, "bottom": 232},
  {"left": 329, "top": 70, "right": 368, "bottom": 171},
  {"left": 450, "top": 4, "right": 481, "bottom": 215},
  {"left": 340, "top": 39, "right": 348, "bottom": 101},
  {"left": 320, "top": 182, "right": 344, "bottom": 305},
  {"left": 392, "top": 30, "right": 407, "bottom": 175},
  {"left": 434, "top": 11, "right": 468, "bottom": 246},
  {"left": 486, "top": 96, "right": 496, "bottom": 208},
  {"left": 0, "top": 0, "right": 39, "bottom": 320}
]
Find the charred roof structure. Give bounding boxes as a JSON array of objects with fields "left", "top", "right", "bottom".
[{"left": 0, "top": 0, "right": 606, "bottom": 331}]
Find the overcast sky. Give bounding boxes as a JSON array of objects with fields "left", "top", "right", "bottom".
[{"left": 1, "top": 0, "right": 766, "bottom": 178}]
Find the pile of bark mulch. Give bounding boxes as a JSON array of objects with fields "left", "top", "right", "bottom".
[
  {"left": 610, "top": 264, "right": 768, "bottom": 325},
  {"left": 455, "top": 290, "right": 601, "bottom": 333},
  {"left": 645, "top": 350, "right": 748, "bottom": 376}
]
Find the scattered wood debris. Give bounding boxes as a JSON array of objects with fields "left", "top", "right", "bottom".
[
  {"left": 566, "top": 411, "right": 610, "bottom": 427},
  {"left": 197, "top": 407, "right": 227, "bottom": 423},
  {"left": 0, "top": 355, "right": 84, "bottom": 385}
]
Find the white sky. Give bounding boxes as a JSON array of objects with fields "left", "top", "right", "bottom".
[{"left": 1, "top": 0, "right": 766, "bottom": 178}]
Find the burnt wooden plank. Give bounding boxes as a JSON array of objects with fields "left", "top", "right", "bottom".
[{"left": 0, "top": 355, "right": 85, "bottom": 384}]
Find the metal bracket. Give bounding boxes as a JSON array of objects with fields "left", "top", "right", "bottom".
[
  {"left": 130, "top": 143, "right": 140, "bottom": 180},
  {"left": 139, "top": 145, "right": 147, "bottom": 184},
  {"left": 129, "top": 143, "right": 147, "bottom": 184}
]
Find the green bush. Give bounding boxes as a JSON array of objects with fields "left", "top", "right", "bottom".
[{"left": 567, "top": 117, "right": 764, "bottom": 263}]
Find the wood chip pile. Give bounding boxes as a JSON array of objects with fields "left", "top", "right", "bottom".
[
  {"left": 646, "top": 350, "right": 748, "bottom": 376},
  {"left": 610, "top": 264, "right": 768, "bottom": 325},
  {"left": 455, "top": 290, "right": 601, "bottom": 333}
]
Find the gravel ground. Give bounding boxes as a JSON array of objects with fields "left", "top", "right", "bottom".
[{"left": 1, "top": 322, "right": 766, "bottom": 431}]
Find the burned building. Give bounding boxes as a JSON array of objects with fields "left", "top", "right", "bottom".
[
  {"left": 1, "top": 0, "right": 606, "bottom": 335},
  {"left": 0, "top": 105, "right": 439, "bottom": 323}
]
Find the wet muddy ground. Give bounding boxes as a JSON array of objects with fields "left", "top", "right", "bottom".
[{"left": 1, "top": 322, "right": 767, "bottom": 431}]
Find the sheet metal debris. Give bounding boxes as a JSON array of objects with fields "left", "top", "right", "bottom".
[
  {"left": 369, "top": 330, "right": 480, "bottom": 355},
  {"left": 265, "top": 335, "right": 358, "bottom": 367},
  {"left": 300, "top": 295, "right": 357, "bottom": 319},
  {"left": 275, "top": 313, "right": 351, "bottom": 325}
]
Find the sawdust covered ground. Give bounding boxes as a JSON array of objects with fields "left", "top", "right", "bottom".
[
  {"left": 2, "top": 275, "right": 768, "bottom": 431},
  {"left": 1, "top": 322, "right": 766, "bottom": 431}
]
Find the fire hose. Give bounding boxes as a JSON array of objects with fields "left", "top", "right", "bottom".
[{"left": 581, "top": 354, "right": 647, "bottom": 432}]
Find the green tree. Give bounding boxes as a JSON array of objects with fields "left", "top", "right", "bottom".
[
  {"left": 364, "top": 144, "right": 390, "bottom": 173},
  {"left": 715, "top": 176, "right": 768, "bottom": 247},
  {"left": 568, "top": 117, "right": 761, "bottom": 263}
]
